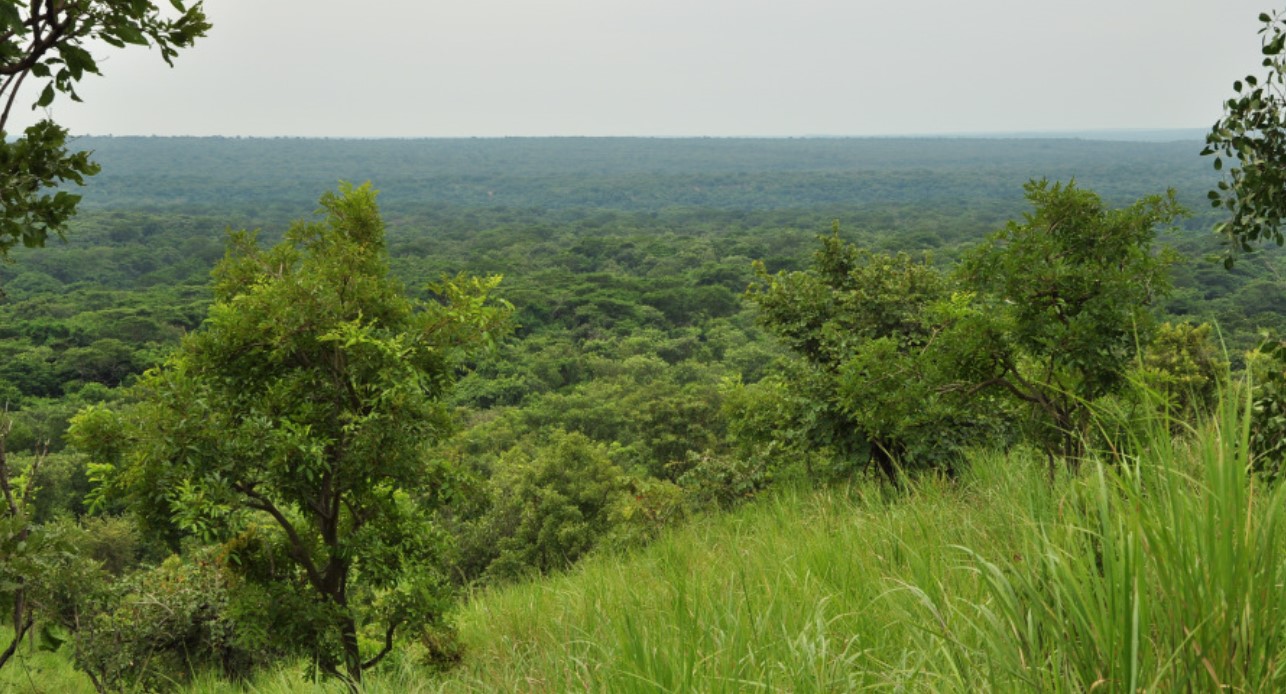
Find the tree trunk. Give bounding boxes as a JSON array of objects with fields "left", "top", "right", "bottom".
[
  {"left": 339, "top": 613, "right": 362, "bottom": 692},
  {"left": 870, "top": 439, "right": 899, "bottom": 484}
]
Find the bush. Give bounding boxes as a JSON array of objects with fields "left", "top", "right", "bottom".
[
  {"left": 73, "top": 551, "right": 264, "bottom": 692},
  {"left": 470, "top": 430, "right": 630, "bottom": 583},
  {"left": 606, "top": 475, "right": 687, "bottom": 549},
  {"left": 1140, "top": 321, "right": 1226, "bottom": 421},
  {"left": 677, "top": 451, "right": 772, "bottom": 510},
  {"left": 1248, "top": 337, "right": 1286, "bottom": 479}
]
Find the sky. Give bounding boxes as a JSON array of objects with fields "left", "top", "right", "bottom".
[{"left": 9, "top": 0, "right": 1278, "bottom": 138}]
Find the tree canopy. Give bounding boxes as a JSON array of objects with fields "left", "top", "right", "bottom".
[
  {"left": 744, "top": 181, "right": 1183, "bottom": 479},
  {"left": 960, "top": 180, "right": 1183, "bottom": 464}
]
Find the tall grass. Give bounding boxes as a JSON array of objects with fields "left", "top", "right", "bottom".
[
  {"left": 921, "top": 384, "right": 1286, "bottom": 692},
  {"left": 429, "top": 465, "right": 1042, "bottom": 692},
  {"left": 0, "top": 625, "right": 94, "bottom": 693}
]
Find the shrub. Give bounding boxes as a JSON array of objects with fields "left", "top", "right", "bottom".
[
  {"left": 73, "top": 551, "right": 264, "bottom": 692},
  {"left": 676, "top": 450, "right": 773, "bottom": 510},
  {"left": 472, "top": 431, "right": 630, "bottom": 583},
  {"left": 1140, "top": 321, "right": 1226, "bottom": 421},
  {"left": 1248, "top": 337, "right": 1286, "bottom": 479}
]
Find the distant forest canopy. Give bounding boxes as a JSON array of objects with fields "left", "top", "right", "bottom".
[
  {"left": 3, "top": 135, "right": 1274, "bottom": 368},
  {"left": 72, "top": 136, "right": 1217, "bottom": 216}
]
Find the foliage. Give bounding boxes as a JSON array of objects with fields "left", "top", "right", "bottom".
[
  {"left": 0, "top": 120, "right": 97, "bottom": 257},
  {"left": 71, "top": 550, "right": 256, "bottom": 693},
  {"left": 953, "top": 384, "right": 1286, "bottom": 692},
  {"left": 467, "top": 430, "right": 630, "bottom": 583},
  {"left": 0, "top": 136, "right": 1275, "bottom": 689},
  {"left": 675, "top": 450, "right": 773, "bottom": 510},
  {"left": 0, "top": 416, "right": 50, "bottom": 670},
  {"left": 1203, "top": 9, "right": 1286, "bottom": 265},
  {"left": 606, "top": 475, "right": 686, "bottom": 549},
  {"left": 68, "top": 135, "right": 1220, "bottom": 216},
  {"left": 72, "top": 184, "right": 510, "bottom": 685},
  {"left": 717, "top": 370, "right": 847, "bottom": 485},
  {"left": 746, "top": 227, "right": 996, "bottom": 478},
  {"left": 0, "top": 0, "right": 209, "bottom": 257},
  {"left": 1248, "top": 337, "right": 1286, "bottom": 479},
  {"left": 959, "top": 180, "right": 1183, "bottom": 464},
  {"left": 417, "top": 385, "right": 1286, "bottom": 693},
  {"left": 1138, "top": 321, "right": 1226, "bottom": 420}
]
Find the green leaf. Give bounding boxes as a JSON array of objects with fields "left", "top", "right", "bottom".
[
  {"left": 38, "top": 623, "right": 69, "bottom": 652},
  {"left": 112, "top": 23, "right": 149, "bottom": 46},
  {"left": 58, "top": 44, "right": 98, "bottom": 79},
  {"left": 36, "top": 83, "right": 55, "bottom": 108},
  {"left": 0, "top": 3, "right": 21, "bottom": 32}
]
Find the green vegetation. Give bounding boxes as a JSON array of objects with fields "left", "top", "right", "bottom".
[
  {"left": 0, "top": 134, "right": 1282, "bottom": 691},
  {"left": 959, "top": 181, "right": 1184, "bottom": 464},
  {"left": 439, "top": 387, "right": 1286, "bottom": 692},
  {"left": 74, "top": 184, "right": 510, "bottom": 687},
  {"left": 0, "top": 4, "right": 208, "bottom": 677},
  {"left": 6, "top": 4, "right": 1286, "bottom": 689},
  {"left": 3, "top": 383, "right": 1281, "bottom": 691}
]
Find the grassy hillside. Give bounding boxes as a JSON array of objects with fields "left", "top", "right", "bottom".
[
  {"left": 3, "top": 137, "right": 1280, "bottom": 692},
  {"left": 432, "top": 391, "right": 1286, "bottom": 692}
]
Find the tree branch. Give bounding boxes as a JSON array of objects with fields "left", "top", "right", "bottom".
[
  {"left": 0, "top": 615, "right": 34, "bottom": 670},
  {"left": 0, "top": 6, "right": 75, "bottom": 78},
  {"left": 361, "top": 617, "right": 402, "bottom": 671},
  {"left": 234, "top": 482, "right": 326, "bottom": 593}
]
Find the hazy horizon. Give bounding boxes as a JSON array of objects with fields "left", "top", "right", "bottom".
[
  {"left": 9, "top": 1, "right": 1267, "bottom": 139},
  {"left": 64, "top": 127, "right": 1210, "bottom": 142}
]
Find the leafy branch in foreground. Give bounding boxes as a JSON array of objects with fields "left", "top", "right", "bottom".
[
  {"left": 0, "top": 1, "right": 209, "bottom": 257},
  {"left": 1203, "top": 8, "right": 1286, "bottom": 266}
]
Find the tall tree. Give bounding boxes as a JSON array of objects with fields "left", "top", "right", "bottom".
[
  {"left": 0, "top": 0, "right": 209, "bottom": 256},
  {"left": 72, "top": 184, "right": 511, "bottom": 686}
]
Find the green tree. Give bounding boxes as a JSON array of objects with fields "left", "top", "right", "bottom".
[
  {"left": 960, "top": 180, "right": 1183, "bottom": 469},
  {"left": 469, "top": 430, "right": 628, "bottom": 583},
  {"left": 0, "top": 1, "right": 209, "bottom": 256},
  {"left": 72, "top": 184, "right": 511, "bottom": 686},
  {"left": 746, "top": 227, "right": 987, "bottom": 479},
  {"left": 1203, "top": 8, "right": 1286, "bottom": 266}
]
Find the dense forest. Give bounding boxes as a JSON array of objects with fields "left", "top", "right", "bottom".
[{"left": 0, "top": 131, "right": 1281, "bottom": 691}]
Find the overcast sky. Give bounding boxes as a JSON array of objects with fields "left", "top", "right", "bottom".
[{"left": 9, "top": 0, "right": 1276, "bottom": 137}]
